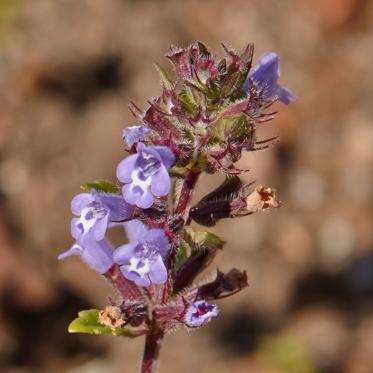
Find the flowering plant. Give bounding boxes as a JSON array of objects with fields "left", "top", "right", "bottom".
[{"left": 59, "top": 42, "right": 296, "bottom": 372}]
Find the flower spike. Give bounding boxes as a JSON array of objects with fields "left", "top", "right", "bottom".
[{"left": 59, "top": 41, "right": 296, "bottom": 373}]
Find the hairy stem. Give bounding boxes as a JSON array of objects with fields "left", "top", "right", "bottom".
[
  {"left": 174, "top": 171, "right": 200, "bottom": 219},
  {"left": 105, "top": 265, "right": 143, "bottom": 301},
  {"left": 141, "top": 328, "right": 164, "bottom": 373},
  {"left": 139, "top": 171, "right": 199, "bottom": 371}
]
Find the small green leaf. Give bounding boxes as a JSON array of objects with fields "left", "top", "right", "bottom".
[
  {"left": 154, "top": 63, "right": 173, "bottom": 90},
  {"left": 178, "top": 87, "right": 198, "bottom": 114},
  {"left": 231, "top": 115, "right": 254, "bottom": 141},
  {"left": 184, "top": 227, "right": 225, "bottom": 252},
  {"left": 170, "top": 166, "right": 189, "bottom": 178},
  {"left": 68, "top": 309, "right": 136, "bottom": 337},
  {"left": 175, "top": 240, "right": 190, "bottom": 269},
  {"left": 207, "top": 117, "right": 232, "bottom": 142},
  {"left": 81, "top": 180, "right": 119, "bottom": 194}
]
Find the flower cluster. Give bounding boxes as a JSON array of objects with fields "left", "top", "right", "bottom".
[{"left": 59, "top": 42, "right": 296, "bottom": 372}]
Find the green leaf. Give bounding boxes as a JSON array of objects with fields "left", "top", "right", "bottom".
[
  {"left": 207, "top": 117, "right": 233, "bottom": 142},
  {"left": 175, "top": 240, "right": 190, "bottom": 269},
  {"left": 154, "top": 63, "right": 173, "bottom": 90},
  {"left": 170, "top": 166, "right": 189, "bottom": 178},
  {"left": 68, "top": 309, "right": 136, "bottom": 337},
  {"left": 230, "top": 115, "right": 254, "bottom": 142},
  {"left": 184, "top": 227, "right": 225, "bottom": 252},
  {"left": 178, "top": 87, "right": 198, "bottom": 114},
  {"left": 208, "top": 113, "right": 253, "bottom": 146},
  {"left": 80, "top": 180, "right": 119, "bottom": 194}
]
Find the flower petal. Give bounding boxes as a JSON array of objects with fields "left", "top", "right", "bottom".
[
  {"left": 98, "top": 193, "right": 134, "bottom": 221},
  {"left": 150, "top": 166, "right": 171, "bottom": 197},
  {"left": 71, "top": 193, "right": 94, "bottom": 216},
  {"left": 135, "top": 142, "right": 164, "bottom": 163},
  {"left": 113, "top": 243, "right": 138, "bottom": 265},
  {"left": 81, "top": 238, "right": 114, "bottom": 274},
  {"left": 92, "top": 214, "right": 109, "bottom": 241},
  {"left": 123, "top": 183, "right": 154, "bottom": 209},
  {"left": 149, "top": 255, "right": 168, "bottom": 284},
  {"left": 143, "top": 228, "right": 169, "bottom": 257},
  {"left": 250, "top": 52, "right": 280, "bottom": 88},
  {"left": 71, "top": 218, "right": 82, "bottom": 241},
  {"left": 58, "top": 243, "right": 83, "bottom": 260},
  {"left": 276, "top": 86, "right": 298, "bottom": 105},
  {"left": 154, "top": 146, "right": 175, "bottom": 169},
  {"left": 125, "top": 219, "right": 148, "bottom": 243},
  {"left": 117, "top": 154, "right": 138, "bottom": 183},
  {"left": 120, "top": 265, "right": 151, "bottom": 287}
]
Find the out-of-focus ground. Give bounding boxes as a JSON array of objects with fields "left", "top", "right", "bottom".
[{"left": 1, "top": 0, "right": 373, "bottom": 372}]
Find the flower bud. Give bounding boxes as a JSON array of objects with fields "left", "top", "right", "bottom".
[
  {"left": 184, "top": 300, "right": 219, "bottom": 328},
  {"left": 231, "top": 186, "right": 280, "bottom": 216}
]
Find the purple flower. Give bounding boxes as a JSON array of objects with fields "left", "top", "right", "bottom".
[
  {"left": 123, "top": 125, "right": 150, "bottom": 148},
  {"left": 184, "top": 300, "right": 219, "bottom": 327},
  {"left": 58, "top": 237, "right": 114, "bottom": 274},
  {"left": 113, "top": 219, "right": 170, "bottom": 287},
  {"left": 70, "top": 190, "right": 134, "bottom": 242},
  {"left": 117, "top": 143, "right": 175, "bottom": 209},
  {"left": 58, "top": 191, "right": 133, "bottom": 273},
  {"left": 243, "top": 52, "right": 297, "bottom": 105}
]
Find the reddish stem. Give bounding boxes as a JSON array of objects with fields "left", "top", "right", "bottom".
[
  {"left": 141, "top": 328, "right": 164, "bottom": 373},
  {"left": 139, "top": 171, "right": 200, "bottom": 372},
  {"left": 104, "top": 265, "right": 143, "bottom": 301},
  {"left": 174, "top": 171, "right": 200, "bottom": 218}
]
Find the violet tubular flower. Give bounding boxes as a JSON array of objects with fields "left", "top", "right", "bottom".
[
  {"left": 58, "top": 190, "right": 133, "bottom": 272},
  {"left": 184, "top": 300, "right": 219, "bottom": 328},
  {"left": 243, "top": 52, "right": 297, "bottom": 105},
  {"left": 123, "top": 125, "right": 150, "bottom": 148},
  {"left": 117, "top": 142, "right": 175, "bottom": 209},
  {"left": 113, "top": 219, "right": 170, "bottom": 287}
]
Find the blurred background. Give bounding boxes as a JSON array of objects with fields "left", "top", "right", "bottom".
[{"left": 1, "top": 0, "right": 373, "bottom": 372}]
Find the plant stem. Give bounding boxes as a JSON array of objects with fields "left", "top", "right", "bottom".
[
  {"left": 105, "top": 265, "right": 143, "bottom": 301},
  {"left": 139, "top": 171, "right": 199, "bottom": 372},
  {"left": 174, "top": 171, "right": 200, "bottom": 219},
  {"left": 141, "top": 328, "right": 164, "bottom": 373}
]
